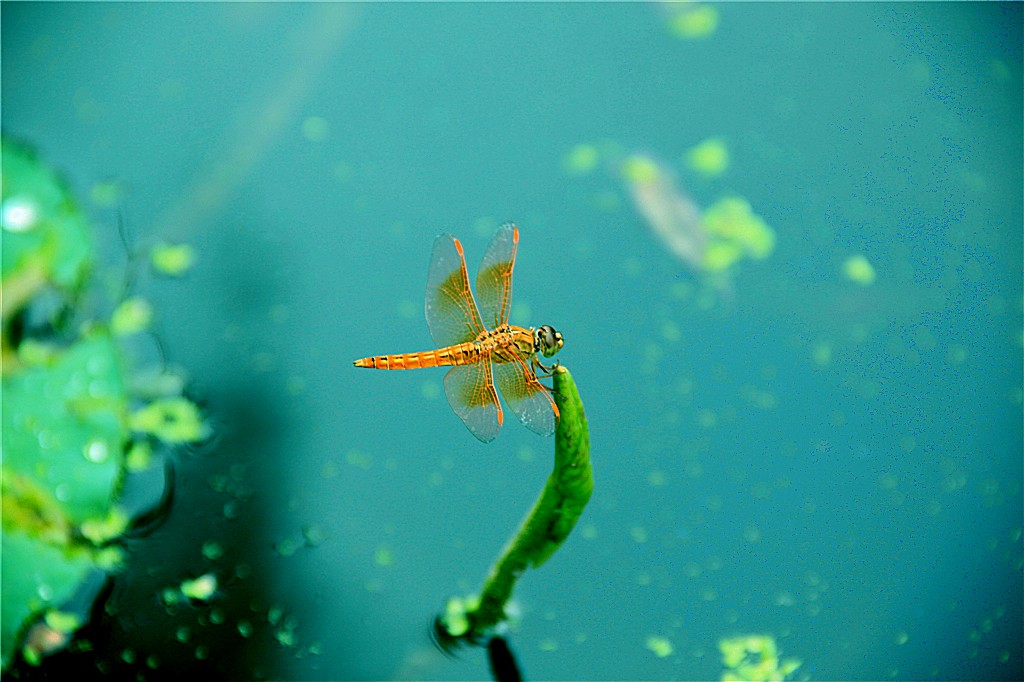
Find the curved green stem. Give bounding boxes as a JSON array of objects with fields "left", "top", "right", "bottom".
[{"left": 435, "top": 365, "right": 592, "bottom": 651}]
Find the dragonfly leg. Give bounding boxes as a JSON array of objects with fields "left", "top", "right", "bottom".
[{"left": 533, "top": 357, "right": 560, "bottom": 380}]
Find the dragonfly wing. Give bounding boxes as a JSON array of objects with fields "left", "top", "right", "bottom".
[
  {"left": 444, "top": 362, "right": 502, "bottom": 443},
  {"left": 426, "top": 233, "right": 486, "bottom": 348},
  {"left": 475, "top": 222, "right": 518, "bottom": 330},
  {"left": 493, "top": 359, "right": 558, "bottom": 437}
]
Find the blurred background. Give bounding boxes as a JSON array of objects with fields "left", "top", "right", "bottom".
[{"left": 2, "top": 3, "right": 1021, "bottom": 680}]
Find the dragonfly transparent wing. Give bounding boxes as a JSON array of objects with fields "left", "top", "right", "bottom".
[
  {"left": 475, "top": 222, "right": 518, "bottom": 330},
  {"left": 444, "top": 362, "right": 503, "bottom": 442},
  {"left": 426, "top": 233, "right": 486, "bottom": 348},
  {"left": 493, "top": 359, "right": 558, "bottom": 437}
]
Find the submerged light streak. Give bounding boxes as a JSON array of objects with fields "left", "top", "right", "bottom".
[
  {"left": 622, "top": 155, "right": 708, "bottom": 272},
  {"left": 621, "top": 153, "right": 775, "bottom": 279}
]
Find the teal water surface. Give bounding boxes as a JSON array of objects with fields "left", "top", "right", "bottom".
[{"left": 2, "top": 3, "right": 1021, "bottom": 680}]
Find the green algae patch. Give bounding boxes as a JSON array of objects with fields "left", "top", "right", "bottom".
[
  {"left": 618, "top": 152, "right": 775, "bottom": 288},
  {"left": 697, "top": 195, "right": 777, "bottom": 275},
  {"left": 434, "top": 365, "right": 592, "bottom": 650},
  {"left": 129, "top": 397, "right": 207, "bottom": 443},
  {"left": 719, "top": 634, "right": 801, "bottom": 682},
  {"left": 702, "top": 196, "right": 775, "bottom": 267}
]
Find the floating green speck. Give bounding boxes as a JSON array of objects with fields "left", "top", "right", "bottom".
[
  {"left": 110, "top": 297, "right": 153, "bottom": 336},
  {"left": 811, "top": 341, "right": 832, "bottom": 367},
  {"left": 79, "top": 506, "right": 130, "bottom": 544},
  {"left": 374, "top": 545, "right": 394, "bottom": 567},
  {"left": 622, "top": 155, "right": 661, "bottom": 185},
  {"left": 150, "top": 242, "right": 195, "bottom": 277},
  {"left": 179, "top": 573, "right": 217, "bottom": 601},
  {"left": 669, "top": 4, "right": 719, "bottom": 39},
  {"left": 441, "top": 597, "right": 472, "bottom": 637},
  {"left": 301, "top": 116, "right": 329, "bottom": 142},
  {"left": 89, "top": 180, "right": 125, "bottom": 208},
  {"left": 302, "top": 525, "right": 326, "bottom": 548},
  {"left": 686, "top": 138, "right": 729, "bottom": 177},
  {"left": 645, "top": 635, "right": 674, "bottom": 658},
  {"left": 161, "top": 587, "right": 181, "bottom": 607},
  {"left": 345, "top": 449, "right": 373, "bottom": 469},
  {"left": 275, "top": 535, "right": 302, "bottom": 557},
  {"left": 201, "top": 540, "right": 224, "bottom": 561},
  {"left": 563, "top": 144, "right": 600, "bottom": 175},
  {"left": 43, "top": 610, "right": 80, "bottom": 635},
  {"left": 842, "top": 254, "right": 876, "bottom": 285},
  {"left": 275, "top": 624, "right": 297, "bottom": 648}
]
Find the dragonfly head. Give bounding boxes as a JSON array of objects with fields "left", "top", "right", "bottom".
[{"left": 534, "top": 324, "right": 564, "bottom": 358}]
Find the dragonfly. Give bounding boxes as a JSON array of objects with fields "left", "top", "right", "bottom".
[{"left": 353, "top": 222, "right": 564, "bottom": 442}]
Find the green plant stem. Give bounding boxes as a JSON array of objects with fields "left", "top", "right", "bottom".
[{"left": 436, "top": 364, "right": 592, "bottom": 648}]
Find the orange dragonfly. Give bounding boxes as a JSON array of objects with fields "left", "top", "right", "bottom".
[{"left": 353, "top": 222, "right": 564, "bottom": 442}]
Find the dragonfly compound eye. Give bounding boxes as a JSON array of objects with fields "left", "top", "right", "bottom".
[{"left": 537, "top": 325, "right": 564, "bottom": 358}]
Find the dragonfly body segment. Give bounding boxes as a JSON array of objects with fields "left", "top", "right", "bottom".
[
  {"left": 353, "top": 223, "right": 564, "bottom": 442},
  {"left": 353, "top": 324, "right": 534, "bottom": 371}
]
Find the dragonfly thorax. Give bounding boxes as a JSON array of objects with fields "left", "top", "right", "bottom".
[{"left": 477, "top": 324, "right": 531, "bottom": 361}]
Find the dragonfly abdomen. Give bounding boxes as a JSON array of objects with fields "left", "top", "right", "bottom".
[{"left": 353, "top": 342, "right": 479, "bottom": 370}]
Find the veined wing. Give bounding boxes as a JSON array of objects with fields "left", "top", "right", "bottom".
[
  {"left": 493, "top": 359, "right": 558, "bottom": 437},
  {"left": 426, "top": 233, "right": 487, "bottom": 348},
  {"left": 475, "top": 222, "right": 519, "bottom": 330},
  {"left": 444, "top": 362, "right": 502, "bottom": 443}
]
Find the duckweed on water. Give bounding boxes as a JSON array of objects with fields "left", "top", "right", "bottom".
[
  {"left": 719, "top": 634, "right": 801, "bottom": 682},
  {"left": 842, "top": 254, "right": 877, "bottom": 286},
  {"left": 686, "top": 137, "right": 730, "bottom": 178},
  {"left": 149, "top": 241, "right": 196, "bottom": 277}
]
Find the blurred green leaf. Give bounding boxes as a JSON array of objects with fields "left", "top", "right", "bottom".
[
  {"left": 1, "top": 138, "right": 92, "bottom": 291},
  {"left": 3, "top": 330, "right": 127, "bottom": 523},
  {"left": 1, "top": 328, "right": 128, "bottom": 667}
]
